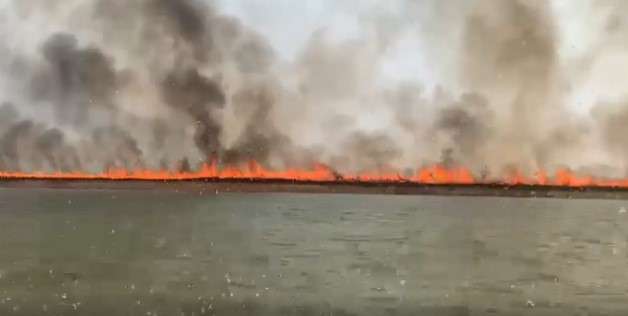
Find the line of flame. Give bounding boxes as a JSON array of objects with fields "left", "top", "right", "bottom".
[{"left": 1, "top": 161, "right": 627, "bottom": 187}]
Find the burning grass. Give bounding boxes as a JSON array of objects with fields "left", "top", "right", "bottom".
[{"left": 1, "top": 160, "right": 628, "bottom": 189}]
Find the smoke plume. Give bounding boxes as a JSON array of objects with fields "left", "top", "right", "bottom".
[{"left": 0, "top": 0, "right": 627, "bottom": 179}]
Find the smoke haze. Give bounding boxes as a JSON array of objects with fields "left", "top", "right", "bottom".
[{"left": 0, "top": 0, "right": 627, "bottom": 179}]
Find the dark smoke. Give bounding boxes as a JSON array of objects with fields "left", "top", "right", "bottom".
[
  {"left": 92, "top": 127, "right": 144, "bottom": 170},
  {"left": 161, "top": 68, "right": 225, "bottom": 160},
  {"left": 0, "top": 0, "right": 294, "bottom": 172},
  {"left": 457, "top": 0, "right": 563, "bottom": 172},
  {"left": 33, "top": 33, "right": 118, "bottom": 126},
  {"left": 0, "top": 121, "right": 33, "bottom": 171},
  {"left": 0, "top": 102, "right": 18, "bottom": 126},
  {"left": 222, "top": 82, "right": 292, "bottom": 165},
  {"left": 432, "top": 93, "right": 493, "bottom": 167},
  {"left": 340, "top": 132, "right": 401, "bottom": 172},
  {"left": 146, "top": 0, "right": 211, "bottom": 63},
  {"left": 35, "top": 128, "right": 64, "bottom": 169}
]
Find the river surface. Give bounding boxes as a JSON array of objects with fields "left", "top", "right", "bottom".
[{"left": 0, "top": 187, "right": 627, "bottom": 315}]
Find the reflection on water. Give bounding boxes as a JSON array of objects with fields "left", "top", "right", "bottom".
[{"left": 0, "top": 188, "right": 627, "bottom": 315}]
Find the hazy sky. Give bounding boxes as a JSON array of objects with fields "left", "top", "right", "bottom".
[
  {"left": 215, "top": 0, "right": 444, "bottom": 89},
  {"left": 215, "top": 0, "right": 625, "bottom": 115}
]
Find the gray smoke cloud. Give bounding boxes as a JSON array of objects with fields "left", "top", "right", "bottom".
[
  {"left": 452, "top": 0, "right": 566, "bottom": 175},
  {"left": 0, "top": 0, "right": 627, "bottom": 180}
]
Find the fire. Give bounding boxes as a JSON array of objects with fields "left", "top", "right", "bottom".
[{"left": 1, "top": 160, "right": 628, "bottom": 188}]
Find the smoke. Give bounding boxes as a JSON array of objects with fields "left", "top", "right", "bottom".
[
  {"left": 453, "top": 0, "right": 565, "bottom": 174},
  {"left": 0, "top": 0, "right": 627, "bottom": 179},
  {"left": 431, "top": 92, "right": 493, "bottom": 169},
  {"left": 35, "top": 33, "right": 118, "bottom": 125},
  {"left": 160, "top": 68, "right": 225, "bottom": 159}
]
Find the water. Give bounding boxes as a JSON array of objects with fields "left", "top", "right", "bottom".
[{"left": 0, "top": 187, "right": 627, "bottom": 315}]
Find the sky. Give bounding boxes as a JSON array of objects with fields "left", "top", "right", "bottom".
[
  {"left": 215, "top": 0, "right": 445, "bottom": 90},
  {"left": 215, "top": 0, "right": 626, "bottom": 115}
]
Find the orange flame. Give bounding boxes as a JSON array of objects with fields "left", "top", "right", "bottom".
[{"left": 1, "top": 161, "right": 628, "bottom": 188}]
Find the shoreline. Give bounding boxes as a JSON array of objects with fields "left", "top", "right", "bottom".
[{"left": 1, "top": 178, "right": 628, "bottom": 199}]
